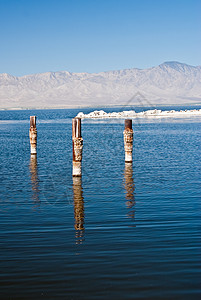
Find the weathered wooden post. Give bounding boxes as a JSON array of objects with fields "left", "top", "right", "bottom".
[
  {"left": 72, "top": 118, "right": 83, "bottom": 176},
  {"left": 29, "top": 116, "right": 37, "bottom": 155},
  {"left": 123, "top": 119, "right": 133, "bottom": 162}
]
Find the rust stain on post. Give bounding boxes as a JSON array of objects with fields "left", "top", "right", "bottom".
[
  {"left": 123, "top": 119, "right": 133, "bottom": 162},
  {"left": 72, "top": 118, "right": 83, "bottom": 176},
  {"left": 29, "top": 116, "right": 37, "bottom": 155},
  {"left": 30, "top": 116, "right": 36, "bottom": 128},
  {"left": 125, "top": 119, "right": 132, "bottom": 130}
]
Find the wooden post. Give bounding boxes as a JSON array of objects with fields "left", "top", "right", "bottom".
[
  {"left": 72, "top": 118, "right": 83, "bottom": 176},
  {"left": 123, "top": 119, "right": 133, "bottom": 162},
  {"left": 29, "top": 116, "right": 37, "bottom": 155}
]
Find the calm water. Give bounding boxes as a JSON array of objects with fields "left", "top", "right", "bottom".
[{"left": 0, "top": 107, "right": 201, "bottom": 299}]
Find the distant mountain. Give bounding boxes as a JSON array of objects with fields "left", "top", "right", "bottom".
[{"left": 0, "top": 61, "right": 201, "bottom": 109}]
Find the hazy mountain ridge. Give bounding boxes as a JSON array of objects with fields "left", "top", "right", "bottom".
[{"left": 0, "top": 62, "right": 201, "bottom": 109}]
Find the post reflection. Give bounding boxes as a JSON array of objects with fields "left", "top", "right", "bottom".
[
  {"left": 73, "top": 176, "right": 85, "bottom": 244},
  {"left": 29, "top": 155, "right": 40, "bottom": 206},
  {"left": 124, "top": 162, "right": 135, "bottom": 220}
]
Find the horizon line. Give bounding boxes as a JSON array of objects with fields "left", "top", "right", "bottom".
[{"left": 1, "top": 61, "right": 200, "bottom": 78}]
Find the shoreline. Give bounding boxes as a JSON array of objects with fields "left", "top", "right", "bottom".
[{"left": 76, "top": 108, "right": 201, "bottom": 119}]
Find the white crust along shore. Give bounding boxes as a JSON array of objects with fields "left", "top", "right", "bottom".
[{"left": 76, "top": 109, "right": 201, "bottom": 119}]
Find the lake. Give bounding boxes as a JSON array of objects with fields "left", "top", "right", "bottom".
[{"left": 0, "top": 107, "right": 201, "bottom": 299}]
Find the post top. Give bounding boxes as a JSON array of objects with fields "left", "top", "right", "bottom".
[
  {"left": 72, "top": 117, "right": 81, "bottom": 138},
  {"left": 30, "top": 116, "right": 36, "bottom": 127},
  {"left": 125, "top": 119, "right": 132, "bottom": 130}
]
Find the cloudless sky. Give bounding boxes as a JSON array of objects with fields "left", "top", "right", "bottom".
[{"left": 0, "top": 0, "right": 200, "bottom": 76}]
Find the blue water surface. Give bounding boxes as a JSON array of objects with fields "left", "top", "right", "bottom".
[{"left": 0, "top": 107, "right": 201, "bottom": 299}]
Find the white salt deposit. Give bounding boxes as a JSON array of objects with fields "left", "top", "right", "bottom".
[{"left": 76, "top": 109, "right": 201, "bottom": 119}]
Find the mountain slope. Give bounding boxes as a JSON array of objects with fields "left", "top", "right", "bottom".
[{"left": 0, "top": 62, "right": 201, "bottom": 109}]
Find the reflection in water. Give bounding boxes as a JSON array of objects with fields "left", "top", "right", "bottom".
[
  {"left": 29, "top": 155, "right": 40, "bottom": 206},
  {"left": 73, "top": 177, "right": 85, "bottom": 244},
  {"left": 124, "top": 162, "right": 135, "bottom": 220}
]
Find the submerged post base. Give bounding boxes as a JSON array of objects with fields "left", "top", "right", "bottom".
[
  {"left": 125, "top": 151, "right": 133, "bottom": 163},
  {"left": 30, "top": 144, "right": 37, "bottom": 155},
  {"left": 73, "top": 161, "right": 82, "bottom": 177}
]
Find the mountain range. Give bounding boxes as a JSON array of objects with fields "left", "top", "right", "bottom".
[{"left": 0, "top": 61, "right": 201, "bottom": 109}]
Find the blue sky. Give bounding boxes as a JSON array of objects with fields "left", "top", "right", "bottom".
[{"left": 0, "top": 0, "right": 200, "bottom": 76}]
